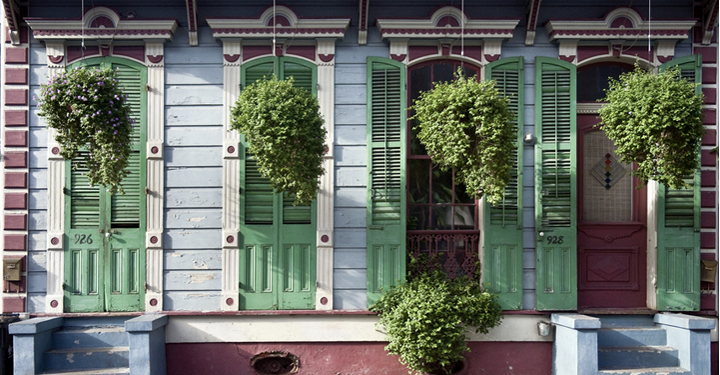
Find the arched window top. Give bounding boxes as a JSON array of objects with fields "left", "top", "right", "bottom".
[{"left": 577, "top": 62, "right": 633, "bottom": 102}]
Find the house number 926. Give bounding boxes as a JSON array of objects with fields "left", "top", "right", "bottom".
[
  {"left": 546, "top": 236, "right": 563, "bottom": 245},
  {"left": 74, "top": 234, "right": 93, "bottom": 244}
]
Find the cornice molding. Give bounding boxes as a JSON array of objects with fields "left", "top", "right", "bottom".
[
  {"left": 546, "top": 7, "right": 696, "bottom": 42},
  {"left": 377, "top": 6, "right": 519, "bottom": 40},
  {"left": 207, "top": 6, "right": 350, "bottom": 40},
  {"left": 25, "top": 6, "right": 178, "bottom": 42}
]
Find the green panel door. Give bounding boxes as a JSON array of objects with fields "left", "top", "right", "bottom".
[
  {"left": 64, "top": 58, "right": 147, "bottom": 312},
  {"left": 484, "top": 57, "right": 524, "bottom": 310},
  {"left": 366, "top": 57, "right": 407, "bottom": 306},
  {"left": 657, "top": 55, "right": 702, "bottom": 311},
  {"left": 239, "top": 57, "right": 316, "bottom": 310},
  {"left": 534, "top": 57, "right": 577, "bottom": 311}
]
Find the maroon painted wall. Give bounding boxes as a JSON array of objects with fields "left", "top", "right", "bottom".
[{"left": 166, "top": 342, "right": 553, "bottom": 375}]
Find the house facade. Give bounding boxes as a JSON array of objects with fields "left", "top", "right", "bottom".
[{"left": 1, "top": 1, "right": 718, "bottom": 374}]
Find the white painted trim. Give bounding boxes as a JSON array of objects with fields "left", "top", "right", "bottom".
[
  {"left": 25, "top": 18, "right": 178, "bottom": 42},
  {"left": 45, "top": 61, "right": 66, "bottom": 312},
  {"left": 646, "top": 180, "right": 659, "bottom": 310},
  {"left": 165, "top": 314, "right": 555, "bottom": 343},
  {"left": 220, "top": 41, "right": 242, "bottom": 310}
]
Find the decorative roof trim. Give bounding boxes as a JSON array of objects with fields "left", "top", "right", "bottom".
[
  {"left": 377, "top": 6, "right": 519, "bottom": 40},
  {"left": 358, "top": 0, "right": 370, "bottom": 45},
  {"left": 25, "top": 6, "right": 178, "bottom": 42},
  {"left": 546, "top": 7, "right": 696, "bottom": 42},
  {"left": 525, "top": 0, "right": 542, "bottom": 45},
  {"left": 2, "top": 0, "right": 21, "bottom": 44},
  {"left": 703, "top": 0, "right": 719, "bottom": 45},
  {"left": 207, "top": 6, "right": 350, "bottom": 40},
  {"left": 186, "top": 0, "right": 199, "bottom": 46}
]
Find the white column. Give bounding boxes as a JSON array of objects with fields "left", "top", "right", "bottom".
[
  {"left": 315, "top": 39, "right": 335, "bottom": 310},
  {"left": 45, "top": 42, "right": 66, "bottom": 314},
  {"left": 221, "top": 40, "right": 242, "bottom": 311},
  {"left": 144, "top": 41, "right": 166, "bottom": 312}
]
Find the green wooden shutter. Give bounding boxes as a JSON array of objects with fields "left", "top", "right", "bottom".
[
  {"left": 64, "top": 57, "right": 147, "bottom": 312},
  {"left": 483, "top": 57, "right": 524, "bottom": 310},
  {"left": 239, "top": 57, "right": 316, "bottom": 310},
  {"left": 534, "top": 57, "right": 577, "bottom": 311},
  {"left": 657, "top": 55, "right": 702, "bottom": 311},
  {"left": 366, "top": 57, "right": 406, "bottom": 306}
]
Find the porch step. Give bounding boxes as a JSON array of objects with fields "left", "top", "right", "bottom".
[
  {"left": 43, "top": 347, "right": 129, "bottom": 371},
  {"left": 51, "top": 326, "right": 128, "bottom": 349},
  {"left": 598, "top": 345, "right": 679, "bottom": 369},
  {"left": 42, "top": 318, "right": 131, "bottom": 374},
  {"left": 41, "top": 367, "right": 131, "bottom": 375},
  {"left": 597, "top": 315, "right": 656, "bottom": 328},
  {"left": 597, "top": 367, "right": 691, "bottom": 375},
  {"left": 597, "top": 327, "right": 667, "bottom": 347}
]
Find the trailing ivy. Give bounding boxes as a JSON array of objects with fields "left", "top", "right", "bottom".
[
  {"left": 598, "top": 65, "right": 705, "bottom": 189},
  {"left": 231, "top": 75, "right": 326, "bottom": 206},
  {"left": 411, "top": 69, "right": 515, "bottom": 204},
  {"left": 36, "top": 66, "right": 134, "bottom": 194},
  {"left": 370, "top": 257, "right": 503, "bottom": 375}
]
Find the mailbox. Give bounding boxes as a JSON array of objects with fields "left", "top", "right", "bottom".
[
  {"left": 2, "top": 258, "right": 22, "bottom": 282},
  {"left": 701, "top": 259, "right": 718, "bottom": 283}
]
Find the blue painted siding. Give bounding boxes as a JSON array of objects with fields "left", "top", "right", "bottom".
[{"left": 162, "top": 25, "right": 224, "bottom": 311}]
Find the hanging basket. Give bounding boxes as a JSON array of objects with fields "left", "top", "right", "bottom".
[
  {"left": 37, "top": 66, "right": 134, "bottom": 194},
  {"left": 230, "top": 75, "right": 326, "bottom": 206},
  {"left": 598, "top": 65, "right": 705, "bottom": 189},
  {"left": 411, "top": 69, "right": 515, "bottom": 204}
]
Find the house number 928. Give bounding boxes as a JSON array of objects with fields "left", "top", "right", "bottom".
[
  {"left": 546, "top": 236, "right": 563, "bottom": 245},
  {"left": 74, "top": 234, "right": 93, "bottom": 244}
]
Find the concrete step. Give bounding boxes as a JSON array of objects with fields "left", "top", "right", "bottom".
[
  {"left": 44, "top": 347, "right": 129, "bottom": 372},
  {"left": 597, "top": 367, "right": 691, "bottom": 375},
  {"left": 61, "top": 317, "right": 132, "bottom": 328},
  {"left": 596, "top": 315, "right": 656, "bottom": 328},
  {"left": 597, "top": 327, "right": 667, "bottom": 348},
  {"left": 52, "top": 326, "right": 128, "bottom": 349},
  {"left": 41, "top": 368, "right": 130, "bottom": 375},
  {"left": 598, "top": 346, "right": 679, "bottom": 370}
]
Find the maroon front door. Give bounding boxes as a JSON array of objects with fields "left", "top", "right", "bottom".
[{"left": 577, "top": 115, "right": 647, "bottom": 308}]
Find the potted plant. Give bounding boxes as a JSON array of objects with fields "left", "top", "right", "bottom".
[
  {"left": 230, "top": 75, "right": 326, "bottom": 206},
  {"left": 36, "top": 66, "right": 134, "bottom": 193},
  {"left": 370, "top": 257, "right": 503, "bottom": 375},
  {"left": 598, "top": 65, "right": 705, "bottom": 188},
  {"left": 411, "top": 68, "right": 515, "bottom": 204}
]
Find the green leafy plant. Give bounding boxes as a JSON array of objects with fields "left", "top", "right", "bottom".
[
  {"left": 370, "top": 257, "right": 503, "bottom": 375},
  {"left": 36, "top": 66, "right": 134, "bottom": 194},
  {"left": 411, "top": 69, "right": 515, "bottom": 204},
  {"left": 598, "top": 65, "right": 705, "bottom": 189},
  {"left": 230, "top": 75, "right": 326, "bottom": 206}
]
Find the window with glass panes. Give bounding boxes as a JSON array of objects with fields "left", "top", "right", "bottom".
[{"left": 407, "top": 61, "right": 481, "bottom": 279}]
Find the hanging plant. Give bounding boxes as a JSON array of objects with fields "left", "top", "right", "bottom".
[
  {"left": 370, "top": 257, "right": 503, "bottom": 375},
  {"left": 411, "top": 69, "right": 515, "bottom": 204},
  {"left": 36, "top": 66, "right": 134, "bottom": 194},
  {"left": 230, "top": 75, "right": 326, "bottom": 206},
  {"left": 598, "top": 65, "right": 705, "bottom": 189}
]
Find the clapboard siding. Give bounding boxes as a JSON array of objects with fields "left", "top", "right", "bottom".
[
  {"left": 166, "top": 188, "right": 224, "bottom": 208},
  {"left": 165, "top": 250, "right": 223, "bottom": 270}
]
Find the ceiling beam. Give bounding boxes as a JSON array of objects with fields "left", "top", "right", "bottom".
[
  {"left": 186, "top": 0, "right": 198, "bottom": 46},
  {"left": 358, "top": 0, "right": 369, "bottom": 45},
  {"left": 525, "top": 0, "right": 542, "bottom": 45}
]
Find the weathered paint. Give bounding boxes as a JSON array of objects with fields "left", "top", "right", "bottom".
[{"left": 166, "top": 341, "right": 553, "bottom": 375}]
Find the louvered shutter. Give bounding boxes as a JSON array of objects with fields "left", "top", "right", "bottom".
[
  {"left": 366, "top": 57, "right": 406, "bottom": 306},
  {"left": 483, "top": 57, "right": 524, "bottom": 310},
  {"left": 64, "top": 58, "right": 146, "bottom": 312},
  {"left": 534, "top": 57, "right": 577, "bottom": 311},
  {"left": 657, "top": 55, "right": 702, "bottom": 311},
  {"left": 111, "top": 64, "right": 144, "bottom": 227}
]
